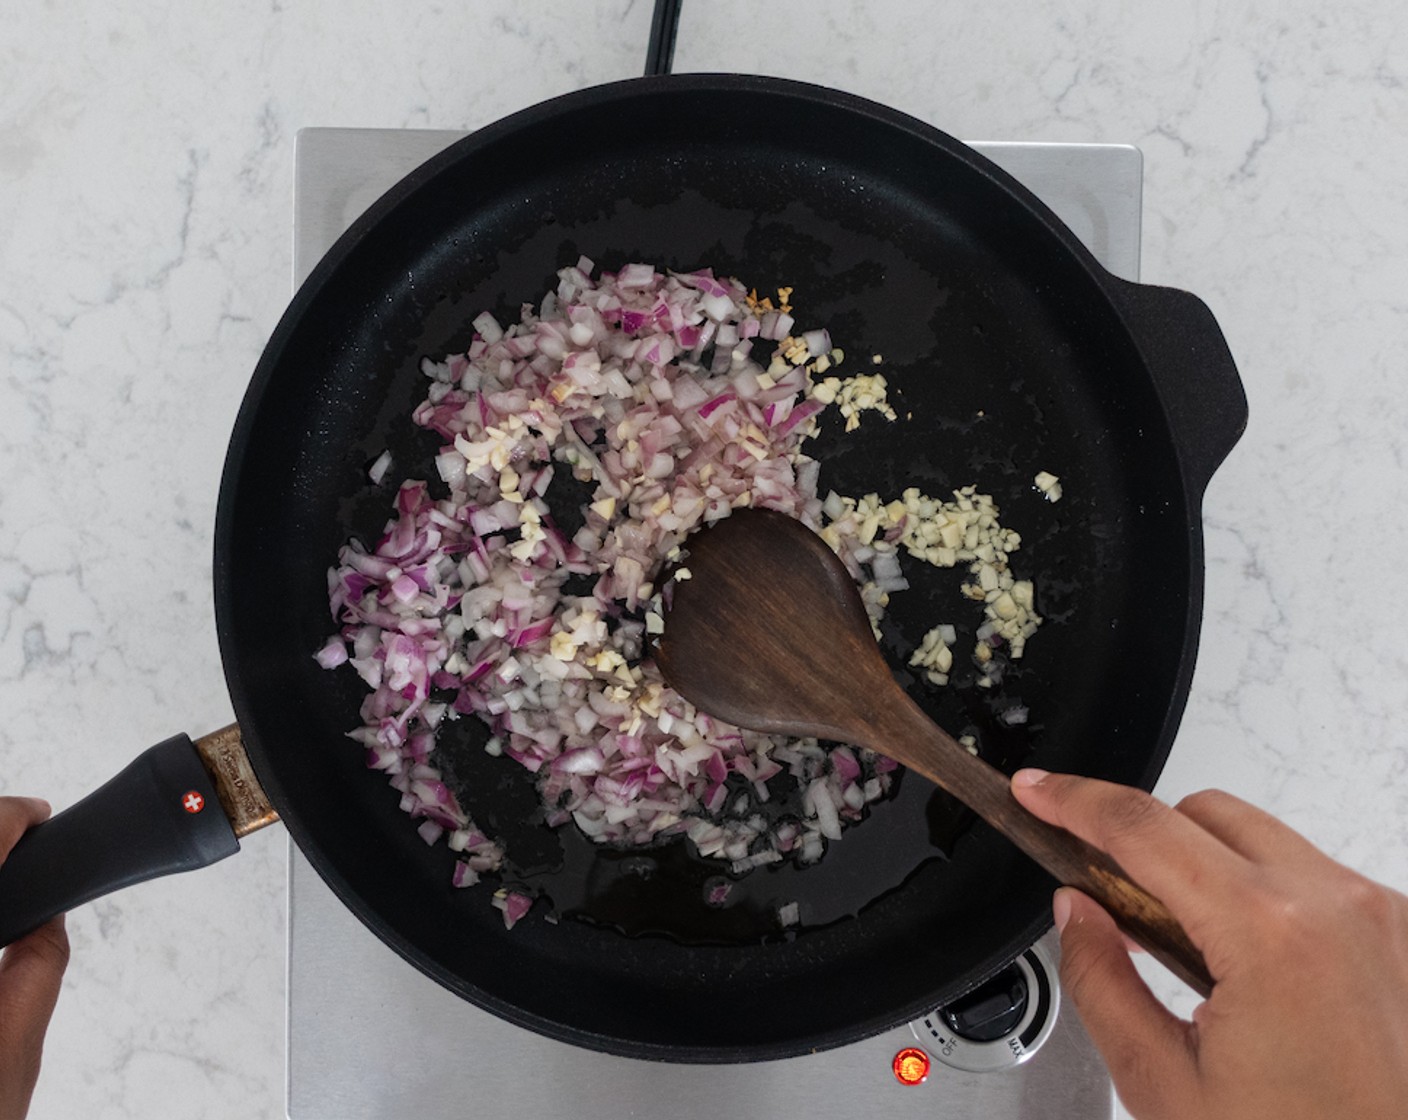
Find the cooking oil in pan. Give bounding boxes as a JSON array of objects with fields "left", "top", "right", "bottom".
[
  {"left": 436, "top": 718, "right": 979, "bottom": 946},
  {"left": 523, "top": 771, "right": 976, "bottom": 945}
]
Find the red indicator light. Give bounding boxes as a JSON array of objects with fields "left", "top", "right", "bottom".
[{"left": 892, "top": 1046, "right": 930, "bottom": 1086}]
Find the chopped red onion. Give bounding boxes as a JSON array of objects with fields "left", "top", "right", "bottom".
[
  {"left": 314, "top": 636, "right": 349, "bottom": 669},
  {"left": 491, "top": 889, "right": 535, "bottom": 929},
  {"left": 1000, "top": 705, "right": 1029, "bottom": 726},
  {"left": 318, "top": 261, "right": 967, "bottom": 928},
  {"left": 368, "top": 449, "right": 393, "bottom": 484}
]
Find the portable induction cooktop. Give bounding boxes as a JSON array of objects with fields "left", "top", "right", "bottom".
[{"left": 286, "top": 125, "right": 1140, "bottom": 1120}]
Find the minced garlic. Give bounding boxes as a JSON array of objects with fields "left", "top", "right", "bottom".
[
  {"left": 909, "top": 625, "right": 956, "bottom": 686},
  {"left": 810, "top": 372, "right": 898, "bottom": 432},
  {"left": 549, "top": 631, "right": 578, "bottom": 661},
  {"left": 590, "top": 496, "right": 616, "bottom": 521},
  {"left": 821, "top": 484, "right": 1043, "bottom": 680}
]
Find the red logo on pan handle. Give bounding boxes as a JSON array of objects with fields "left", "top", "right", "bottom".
[{"left": 182, "top": 791, "right": 205, "bottom": 814}]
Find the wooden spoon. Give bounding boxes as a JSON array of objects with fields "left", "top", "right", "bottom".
[{"left": 653, "top": 507, "right": 1213, "bottom": 997}]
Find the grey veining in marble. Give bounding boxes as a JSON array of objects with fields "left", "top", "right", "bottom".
[{"left": 2, "top": 2, "right": 1406, "bottom": 1118}]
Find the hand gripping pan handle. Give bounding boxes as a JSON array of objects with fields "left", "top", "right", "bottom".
[{"left": 0, "top": 728, "right": 276, "bottom": 946}]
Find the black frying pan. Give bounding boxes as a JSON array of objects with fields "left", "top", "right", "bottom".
[{"left": 0, "top": 72, "right": 1244, "bottom": 1061}]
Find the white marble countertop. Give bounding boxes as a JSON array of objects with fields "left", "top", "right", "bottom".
[{"left": 2, "top": 2, "right": 1405, "bottom": 1117}]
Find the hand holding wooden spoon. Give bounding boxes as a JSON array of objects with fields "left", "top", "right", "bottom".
[{"left": 653, "top": 507, "right": 1213, "bottom": 997}]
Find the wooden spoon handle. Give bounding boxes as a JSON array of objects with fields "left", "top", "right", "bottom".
[
  {"left": 872, "top": 697, "right": 1214, "bottom": 998},
  {"left": 976, "top": 771, "right": 1213, "bottom": 998}
]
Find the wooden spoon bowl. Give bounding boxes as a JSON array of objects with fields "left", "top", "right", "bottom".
[{"left": 654, "top": 507, "right": 1212, "bottom": 997}]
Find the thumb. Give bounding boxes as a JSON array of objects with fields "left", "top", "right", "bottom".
[
  {"left": 0, "top": 915, "right": 69, "bottom": 1120},
  {"left": 1054, "top": 888, "right": 1196, "bottom": 1118}
]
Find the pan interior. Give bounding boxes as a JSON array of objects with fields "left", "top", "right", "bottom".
[{"left": 217, "top": 78, "right": 1193, "bottom": 1061}]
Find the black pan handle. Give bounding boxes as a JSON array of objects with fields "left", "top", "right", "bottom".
[
  {"left": 1110, "top": 277, "right": 1248, "bottom": 497},
  {"left": 0, "top": 735, "right": 240, "bottom": 947},
  {"left": 645, "top": 0, "right": 682, "bottom": 77}
]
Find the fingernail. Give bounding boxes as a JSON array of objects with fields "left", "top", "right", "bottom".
[
  {"left": 1012, "top": 768, "right": 1050, "bottom": 788},
  {"left": 1052, "top": 889, "right": 1073, "bottom": 934}
]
